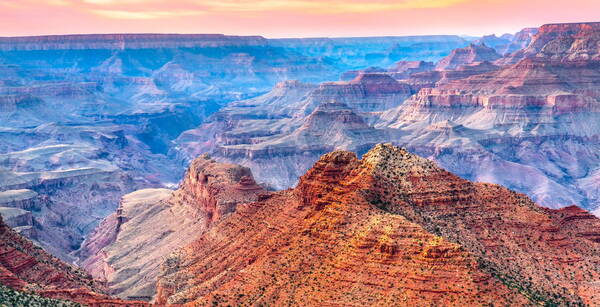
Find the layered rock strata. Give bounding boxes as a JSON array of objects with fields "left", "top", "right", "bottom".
[{"left": 156, "top": 144, "right": 600, "bottom": 305}]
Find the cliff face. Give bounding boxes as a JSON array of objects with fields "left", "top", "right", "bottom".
[
  {"left": 77, "top": 155, "right": 266, "bottom": 301},
  {"left": 155, "top": 144, "right": 600, "bottom": 305},
  {"left": 0, "top": 216, "right": 146, "bottom": 306}
]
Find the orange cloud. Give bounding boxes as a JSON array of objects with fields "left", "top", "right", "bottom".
[{"left": 90, "top": 9, "right": 205, "bottom": 19}]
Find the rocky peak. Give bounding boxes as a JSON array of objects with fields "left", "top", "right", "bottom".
[
  {"left": 345, "top": 72, "right": 413, "bottom": 95},
  {"left": 174, "top": 154, "right": 266, "bottom": 225},
  {"left": 301, "top": 101, "right": 368, "bottom": 130},
  {"left": 349, "top": 72, "right": 399, "bottom": 85},
  {"left": 361, "top": 143, "right": 436, "bottom": 174},
  {"left": 389, "top": 60, "right": 434, "bottom": 72},
  {"left": 296, "top": 150, "right": 360, "bottom": 207},
  {"left": 435, "top": 43, "right": 501, "bottom": 70},
  {"left": 339, "top": 67, "right": 386, "bottom": 81}
]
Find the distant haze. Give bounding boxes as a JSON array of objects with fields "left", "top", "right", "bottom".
[{"left": 1, "top": 0, "right": 599, "bottom": 37}]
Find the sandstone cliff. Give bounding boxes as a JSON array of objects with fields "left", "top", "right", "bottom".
[{"left": 77, "top": 155, "right": 266, "bottom": 300}]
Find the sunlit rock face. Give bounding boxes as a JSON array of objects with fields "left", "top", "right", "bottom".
[
  {"left": 155, "top": 144, "right": 600, "bottom": 306},
  {"left": 77, "top": 155, "right": 266, "bottom": 301}
]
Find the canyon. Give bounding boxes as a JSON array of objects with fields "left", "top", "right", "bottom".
[
  {"left": 1, "top": 21, "right": 600, "bottom": 306},
  {"left": 176, "top": 22, "right": 600, "bottom": 213},
  {"left": 83, "top": 143, "right": 600, "bottom": 305},
  {"left": 0, "top": 33, "right": 471, "bottom": 263}
]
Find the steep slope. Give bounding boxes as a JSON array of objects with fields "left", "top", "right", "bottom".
[
  {"left": 0, "top": 215, "right": 146, "bottom": 306},
  {"left": 156, "top": 144, "right": 600, "bottom": 306},
  {"left": 77, "top": 155, "right": 266, "bottom": 300}
]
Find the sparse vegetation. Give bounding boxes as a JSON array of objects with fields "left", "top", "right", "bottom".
[{"left": 0, "top": 285, "right": 81, "bottom": 307}]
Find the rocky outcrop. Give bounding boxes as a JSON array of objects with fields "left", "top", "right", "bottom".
[
  {"left": 310, "top": 73, "right": 413, "bottom": 113},
  {"left": 77, "top": 156, "right": 266, "bottom": 301},
  {"left": 500, "top": 22, "right": 600, "bottom": 64},
  {"left": 435, "top": 43, "right": 501, "bottom": 70},
  {"left": 0, "top": 216, "right": 147, "bottom": 306},
  {"left": 173, "top": 154, "right": 266, "bottom": 225},
  {"left": 156, "top": 144, "right": 600, "bottom": 305}
]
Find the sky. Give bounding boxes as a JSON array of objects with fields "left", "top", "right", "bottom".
[{"left": 0, "top": 0, "right": 599, "bottom": 38}]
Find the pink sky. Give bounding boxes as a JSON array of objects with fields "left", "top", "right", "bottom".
[{"left": 0, "top": 0, "right": 598, "bottom": 38}]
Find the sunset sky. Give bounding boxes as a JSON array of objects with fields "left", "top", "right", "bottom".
[{"left": 1, "top": 0, "right": 598, "bottom": 38}]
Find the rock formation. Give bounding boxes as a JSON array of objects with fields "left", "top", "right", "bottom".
[
  {"left": 435, "top": 43, "right": 501, "bottom": 70},
  {"left": 386, "top": 60, "right": 435, "bottom": 80},
  {"left": 77, "top": 155, "right": 266, "bottom": 300},
  {"left": 155, "top": 144, "right": 600, "bottom": 305},
  {"left": 0, "top": 215, "right": 147, "bottom": 306}
]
